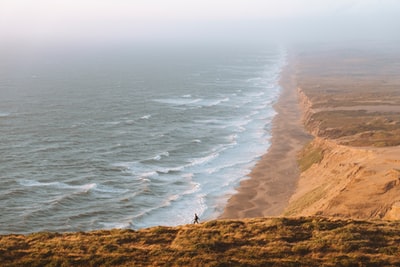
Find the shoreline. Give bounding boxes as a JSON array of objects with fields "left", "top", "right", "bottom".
[{"left": 220, "top": 55, "right": 312, "bottom": 218}]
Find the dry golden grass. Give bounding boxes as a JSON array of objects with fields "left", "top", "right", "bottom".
[{"left": 1, "top": 217, "right": 400, "bottom": 266}]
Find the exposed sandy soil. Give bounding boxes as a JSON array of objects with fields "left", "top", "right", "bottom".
[{"left": 285, "top": 137, "right": 400, "bottom": 219}]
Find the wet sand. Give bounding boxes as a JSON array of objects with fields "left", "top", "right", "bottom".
[{"left": 220, "top": 56, "right": 312, "bottom": 218}]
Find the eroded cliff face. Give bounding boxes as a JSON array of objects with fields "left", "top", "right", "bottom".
[
  {"left": 286, "top": 137, "right": 400, "bottom": 219},
  {"left": 287, "top": 89, "right": 400, "bottom": 220},
  {"left": 297, "top": 88, "right": 317, "bottom": 135}
]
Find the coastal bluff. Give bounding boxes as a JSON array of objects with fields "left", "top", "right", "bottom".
[{"left": 286, "top": 45, "right": 400, "bottom": 220}]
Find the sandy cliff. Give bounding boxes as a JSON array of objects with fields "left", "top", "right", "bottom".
[
  {"left": 286, "top": 135, "right": 400, "bottom": 219},
  {"left": 286, "top": 47, "right": 400, "bottom": 220}
]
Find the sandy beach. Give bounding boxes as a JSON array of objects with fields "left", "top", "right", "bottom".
[{"left": 221, "top": 55, "right": 312, "bottom": 219}]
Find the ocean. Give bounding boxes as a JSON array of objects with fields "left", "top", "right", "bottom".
[{"left": 0, "top": 44, "right": 286, "bottom": 233}]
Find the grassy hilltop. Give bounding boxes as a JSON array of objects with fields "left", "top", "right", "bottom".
[{"left": 2, "top": 217, "right": 400, "bottom": 266}]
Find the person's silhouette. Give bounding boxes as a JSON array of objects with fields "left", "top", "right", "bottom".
[{"left": 193, "top": 213, "right": 199, "bottom": 224}]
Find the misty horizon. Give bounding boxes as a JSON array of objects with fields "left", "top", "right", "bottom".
[{"left": 1, "top": 0, "right": 399, "bottom": 49}]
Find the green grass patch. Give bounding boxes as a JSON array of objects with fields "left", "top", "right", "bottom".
[{"left": 297, "top": 141, "right": 324, "bottom": 172}]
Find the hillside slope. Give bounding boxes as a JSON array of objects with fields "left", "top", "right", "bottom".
[
  {"left": 285, "top": 137, "right": 400, "bottom": 219},
  {"left": 1, "top": 217, "right": 400, "bottom": 266}
]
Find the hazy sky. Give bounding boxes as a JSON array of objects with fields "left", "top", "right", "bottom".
[{"left": 1, "top": 0, "right": 399, "bottom": 46}]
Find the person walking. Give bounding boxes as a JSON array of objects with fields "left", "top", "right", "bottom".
[{"left": 193, "top": 213, "right": 199, "bottom": 224}]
